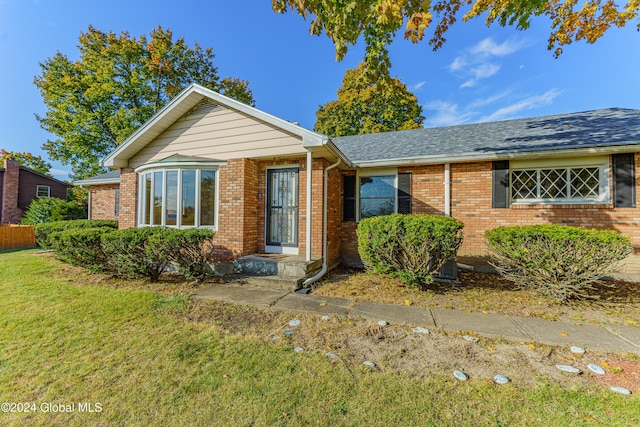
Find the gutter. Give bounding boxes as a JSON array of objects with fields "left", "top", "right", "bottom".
[{"left": 303, "top": 157, "right": 342, "bottom": 287}]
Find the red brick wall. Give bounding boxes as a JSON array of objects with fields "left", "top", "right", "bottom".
[
  {"left": 118, "top": 168, "right": 138, "bottom": 229},
  {"left": 1, "top": 159, "right": 23, "bottom": 224},
  {"left": 326, "top": 162, "right": 342, "bottom": 267},
  {"left": 215, "top": 158, "right": 259, "bottom": 259},
  {"left": 339, "top": 154, "right": 640, "bottom": 273},
  {"left": 89, "top": 184, "right": 119, "bottom": 220},
  {"left": 449, "top": 158, "right": 640, "bottom": 272}
]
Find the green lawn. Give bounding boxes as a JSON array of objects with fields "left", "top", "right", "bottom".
[{"left": 0, "top": 249, "right": 637, "bottom": 426}]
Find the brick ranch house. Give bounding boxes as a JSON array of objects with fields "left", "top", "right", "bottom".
[
  {"left": 76, "top": 83, "right": 640, "bottom": 278},
  {"left": 1, "top": 158, "right": 71, "bottom": 224}
]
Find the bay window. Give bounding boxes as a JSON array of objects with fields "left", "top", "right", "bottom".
[{"left": 138, "top": 168, "right": 218, "bottom": 228}]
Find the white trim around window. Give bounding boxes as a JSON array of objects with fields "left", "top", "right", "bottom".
[
  {"left": 356, "top": 168, "right": 398, "bottom": 221},
  {"left": 137, "top": 167, "right": 219, "bottom": 229},
  {"left": 510, "top": 156, "right": 610, "bottom": 205},
  {"left": 36, "top": 185, "right": 50, "bottom": 198}
]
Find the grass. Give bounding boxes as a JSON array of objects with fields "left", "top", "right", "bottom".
[{"left": 0, "top": 249, "right": 639, "bottom": 426}]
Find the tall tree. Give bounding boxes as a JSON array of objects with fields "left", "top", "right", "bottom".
[
  {"left": 0, "top": 149, "right": 52, "bottom": 176},
  {"left": 314, "top": 65, "right": 424, "bottom": 137},
  {"left": 35, "top": 25, "right": 254, "bottom": 180},
  {"left": 272, "top": 0, "right": 639, "bottom": 80}
]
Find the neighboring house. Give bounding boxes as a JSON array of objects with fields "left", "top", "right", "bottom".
[
  {"left": 77, "top": 84, "right": 640, "bottom": 274},
  {"left": 1, "top": 159, "right": 72, "bottom": 224}
]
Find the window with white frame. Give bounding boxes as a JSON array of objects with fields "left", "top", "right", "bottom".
[
  {"left": 510, "top": 157, "right": 609, "bottom": 204},
  {"left": 36, "top": 185, "right": 50, "bottom": 198},
  {"left": 138, "top": 168, "right": 218, "bottom": 228}
]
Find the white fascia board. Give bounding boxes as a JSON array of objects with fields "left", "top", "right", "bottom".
[
  {"left": 351, "top": 144, "right": 640, "bottom": 168},
  {"left": 324, "top": 139, "right": 353, "bottom": 167},
  {"left": 74, "top": 178, "right": 121, "bottom": 186}
]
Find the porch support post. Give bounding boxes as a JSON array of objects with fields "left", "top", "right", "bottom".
[
  {"left": 444, "top": 163, "right": 451, "bottom": 216},
  {"left": 306, "top": 150, "right": 312, "bottom": 261}
]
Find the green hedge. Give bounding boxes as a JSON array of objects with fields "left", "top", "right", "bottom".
[
  {"left": 151, "top": 228, "right": 216, "bottom": 283},
  {"left": 35, "top": 219, "right": 118, "bottom": 249},
  {"left": 54, "top": 227, "right": 114, "bottom": 270},
  {"left": 20, "top": 197, "right": 86, "bottom": 225},
  {"left": 357, "top": 214, "right": 464, "bottom": 287},
  {"left": 485, "top": 225, "right": 633, "bottom": 303},
  {"left": 100, "top": 227, "right": 215, "bottom": 283}
]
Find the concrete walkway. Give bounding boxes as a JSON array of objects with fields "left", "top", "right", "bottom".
[{"left": 192, "top": 284, "right": 640, "bottom": 355}]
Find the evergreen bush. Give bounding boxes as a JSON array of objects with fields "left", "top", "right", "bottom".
[
  {"left": 485, "top": 225, "right": 633, "bottom": 303},
  {"left": 35, "top": 219, "right": 118, "bottom": 249},
  {"left": 357, "top": 214, "right": 464, "bottom": 287}
]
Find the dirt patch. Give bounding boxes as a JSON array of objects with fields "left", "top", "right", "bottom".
[
  {"left": 43, "top": 252, "right": 640, "bottom": 393},
  {"left": 183, "top": 299, "right": 640, "bottom": 393},
  {"left": 314, "top": 268, "right": 640, "bottom": 328}
]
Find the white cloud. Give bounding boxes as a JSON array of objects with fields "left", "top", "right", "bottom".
[
  {"left": 480, "top": 89, "right": 563, "bottom": 122},
  {"left": 468, "top": 90, "right": 511, "bottom": 109},
  {"left": 460, "top": 63, "right": 501, "bottom": 88},
  {"left": 448, "top": 56, "right": 468, "bottom": 72},
  {"left": 470, "top": 38, "right": 525, "bottom": 57},
  {"left": 448, "top": 37, "right": 525, "bottom": 89},
  {"left": 410, "top": 81, "right": 426, "bottom": 92},
  {"left": 422, "top": 101, "right": 476, "bottom": 127}
]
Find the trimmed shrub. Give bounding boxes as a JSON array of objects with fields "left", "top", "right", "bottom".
[
  {"left": 357, "top": 214, "right": 464, "bottom": 287},
  {"left": 54, "top": 227, "right": 113, "bottom": 270},
  {"left": 35, "top": 219, "right": 118, "bottom": 249},
  {"left": 153, "top": 228, "right": 216, "bottom": 283},
  {"left": 485, "top": 225, "right": 633, "bottom": 303},
  {"left": 102, "top": 227, "right": 181, "bottom": 282},
  {"left": 21, "top": 197, "right": 86, "bottom": 225}
]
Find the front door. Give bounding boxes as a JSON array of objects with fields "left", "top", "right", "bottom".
[{"left": 266, "top": 168, "right": 299, "bottom": 253}]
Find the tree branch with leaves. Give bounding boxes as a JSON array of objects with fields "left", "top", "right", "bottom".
[
  {"left": 35, "top": 25, "right": 255, "bottom": 180},
  {"left": 273, "top": 0, "right": 639, "bottom": 79}
]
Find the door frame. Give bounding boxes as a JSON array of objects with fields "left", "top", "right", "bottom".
[{"left": 265, "top": 166, "right": 299, "bottom": 255}]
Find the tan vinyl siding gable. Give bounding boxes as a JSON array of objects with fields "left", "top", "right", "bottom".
[{"left": 129, "top": 101, "right": 306, "bottom": 168}]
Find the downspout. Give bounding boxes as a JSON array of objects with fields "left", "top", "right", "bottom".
[
  {"left": 306, "top": 150, "right": 312, "bottom": 262},
  {"left": 444, "top": 163, "right": 451, "bottom": 216},
  {"left": 303, "top": 157, "right": 342, "bottom": 286}
]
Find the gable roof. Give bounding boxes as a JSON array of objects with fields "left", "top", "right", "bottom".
[
  {"left": 0, "top": 165, "right": 71, "bottom": 187},
  {"left": 333, "top": 108, "right": 640, "bottom": 167},
  {"left": 102, "top": 84, "right": 329, "bottom": 168},
  {"left": 74, "top": 169, "right": 121, "bottom": 186}
]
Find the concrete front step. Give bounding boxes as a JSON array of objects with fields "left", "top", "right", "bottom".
[
  {"left": 229, "top": 274, "right": 305, "bottom": 292},
  {"left": 234, "top": 254, "right": 322, "bottom": 278}
]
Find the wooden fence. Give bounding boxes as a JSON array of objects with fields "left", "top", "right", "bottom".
[{"left": 0, "top": 225, "right": 37, "bottom": 250}]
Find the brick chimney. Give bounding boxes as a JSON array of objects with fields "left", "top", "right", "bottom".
[{"left": 1, "top": 159, "right": 23, "bottom": 224}]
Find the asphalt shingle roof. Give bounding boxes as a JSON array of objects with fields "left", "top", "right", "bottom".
[
  {"left": 332, "top": 108, "right": 640, "bottom": 165},
  {"left": 74, "top": 169, "right": 121, "bottom": 185}
]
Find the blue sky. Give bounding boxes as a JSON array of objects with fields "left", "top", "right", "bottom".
[{"left": 1, "top": 0, "right": 639, "bottom": 180}]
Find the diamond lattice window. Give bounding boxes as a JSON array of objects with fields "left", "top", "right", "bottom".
[
  {"left": 570, "top": 167, "right": 599, "bottom": 198},
  {"left": 511, "top": 170, "right": 537, "bottom": 199},
  {"left": 511, "top": 166, "right": 602, "bottom": 202}
]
